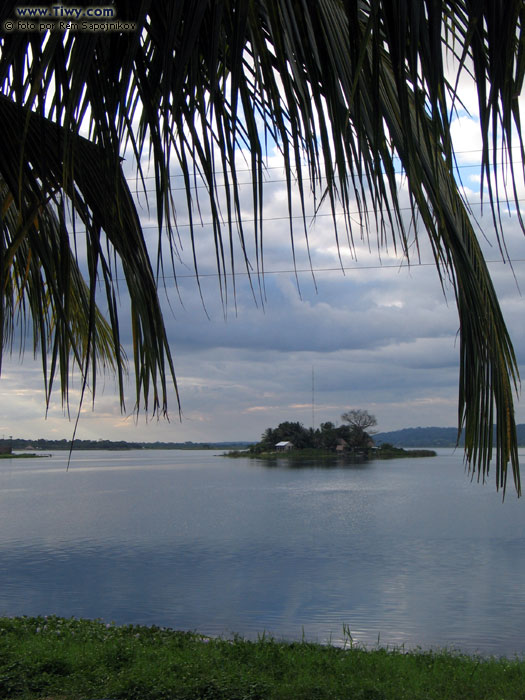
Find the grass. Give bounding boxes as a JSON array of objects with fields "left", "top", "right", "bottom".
[
  {"left": 0, "top": 454, "right": 44, "bottom": 460},
  {"left": 1, "top": 617, "right": 524, "bottom": 699},
  {"left": 373, "top": 446, "right": 437, "bottom": 459}
]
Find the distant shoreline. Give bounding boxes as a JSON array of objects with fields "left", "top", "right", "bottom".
[
  {"left": 0, "top": 453, "right": 49, "bottom": 459},
  {"left": 0, "top": 440, "right": 254, "bottom": 452},
  {"left": 2, "top": 423, "right": 525, "bottom": 451}
]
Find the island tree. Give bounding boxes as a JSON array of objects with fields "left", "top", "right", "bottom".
[
  {"left": 253, "top": 415, "right": 377, "bottom": 453},
  {"left": 0, "top": 1, "right": 523, "bottom": 492},
  {"left": 258, "top": 422, "right": 314, "bottom": 451},
  {"left": 341, "top": 411, "right": 378, "bottom": 449}
]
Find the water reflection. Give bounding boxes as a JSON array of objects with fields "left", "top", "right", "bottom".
[
  {"left": 251, "top": 454, "right": 371, "bottom": 469},
  {"left": 0, "top": 449, "right": 524, "bottom": 656}
]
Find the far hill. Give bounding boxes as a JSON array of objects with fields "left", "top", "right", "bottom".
[{"left": 374, "top": 425, "right": 525, "bottom": 448}]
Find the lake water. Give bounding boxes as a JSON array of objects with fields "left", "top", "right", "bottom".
[{"left": 0, "top": 448, "right": 524, "bottom": 656}]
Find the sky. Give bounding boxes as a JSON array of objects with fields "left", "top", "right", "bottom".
[{"left": 1, "top": 75, "right": 524, "bottom": 444}]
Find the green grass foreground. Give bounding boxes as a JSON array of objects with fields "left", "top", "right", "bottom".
[{"left": 1, "top": 617, "right": 524, "bottom": 699}]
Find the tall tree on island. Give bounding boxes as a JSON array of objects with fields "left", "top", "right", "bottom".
[
  {"left": 0, "top": 1, "right": 523, "bottom": 493},
  {"left": 341, "top": 410, "right": 378, "bottom": 449}
]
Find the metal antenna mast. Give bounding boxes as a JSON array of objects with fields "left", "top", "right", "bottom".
[{"left": 312, "top": 366, "right": 315, "bottom": 430}]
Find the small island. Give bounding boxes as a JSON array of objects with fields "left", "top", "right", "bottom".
[
  {"left": 0, "top": 450, "right": 47, "bottom": 460},
  {"left": 225, "top": 410, "right": 436, "bottom": 460},
  {"left": 0, "top": 454, "right": 48, "bottom": 459}
]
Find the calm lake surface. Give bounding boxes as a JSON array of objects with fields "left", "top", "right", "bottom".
[{"left": 0, "top": 448, "right": 524, "bottom": 656}]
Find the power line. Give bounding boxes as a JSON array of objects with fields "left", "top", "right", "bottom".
[
  {"left": 70, "top": 195, "right": 524, "bottom": 234},
  {"left": 129, "top": 160, "right": 525, "bottom": 195},
  {"left": 123, "top": 145, "right": 525, "bottom": 183},
  {"left": 130, "top": 161, "right": 522, "bottom": 194},
  {"left": 114, "top": 258, "right": 525, "bottom": 282}
]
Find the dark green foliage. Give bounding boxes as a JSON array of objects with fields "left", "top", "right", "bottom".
[
  {"left": 1, "top": 616, "right": 525, "bottom": 699},
  {"left": 375, "top": 444, "right": 436, "bottom": 458},
  {"left": 316, "top": 422, "right": 340, "bottom": 451},
  {"left": 251, "top": 418, "right": 369, "bottom": 453},
  {"left": 257, "top": 422, "right": 315, "bottom": 451}
]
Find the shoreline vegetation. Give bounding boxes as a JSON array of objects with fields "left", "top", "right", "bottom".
[
  {"left": 224, "top": 445, "right": 437, "bottom": 459},
  {"left": 0, "top": 439, "right": 252, "bottom": 452},
  {"left": 237, "top": 414, "right": 438, "bottom": 463},
  {"left": 2, "top": 424, "right": 525, "bottom": 453},
  {"left": 1, "top": 616, "right": 523, "bottom": 700},
  {"left": 0, "top": 453, "right": 48, "bottom": 459}
]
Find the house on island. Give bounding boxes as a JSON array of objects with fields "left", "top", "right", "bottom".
[
  {"left": 275, "top": 441, "right": 294, "bottom": 452},
  {"left": 335, "top": 438, "right": 349, "bottom": 453}
]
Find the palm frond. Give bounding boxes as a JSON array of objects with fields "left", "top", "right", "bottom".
[
  {"left": 1, "top": 172, "right": 127, "bottom": 408},
  {"left": 0, "top": 94, "right": 177, "bottom": 416}
]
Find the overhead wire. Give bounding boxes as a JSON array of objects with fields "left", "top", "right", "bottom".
[
  {"left": 124, "top": 145, "right": 525, "bottom": 184},
  {"left": 157, "top": 258, "right": 525, "bottom": 281},
  {"left": 68, "top": 142, "right": 525, "bottom": 282}
]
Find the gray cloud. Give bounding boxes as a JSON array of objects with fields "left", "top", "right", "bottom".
[{"left": 1, "top": 134, "right": 524, "bottom": 443}]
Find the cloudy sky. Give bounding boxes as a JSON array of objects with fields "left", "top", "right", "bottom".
[{"left": 1, "top": 81, "right": 524, "bottom": 444}]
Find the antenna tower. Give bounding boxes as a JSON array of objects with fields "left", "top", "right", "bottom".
[{"left": 312, "top": 366, "right": 315, "bottom": 430}]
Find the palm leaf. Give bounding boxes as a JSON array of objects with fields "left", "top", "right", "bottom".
[{"left": 0, "top": 94, "right": 177, "bottom": 416}]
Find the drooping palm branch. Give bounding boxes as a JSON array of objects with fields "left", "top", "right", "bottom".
[{"left": 0, "top": 0, "right": 523, "bottom": 492}]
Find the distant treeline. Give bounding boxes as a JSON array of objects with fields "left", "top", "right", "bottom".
[
  {"left": 1, "top": 438, "right": 253, "bottom": 451},
  {"left": 374, "top": 425, "right": 525, "bottom": 447}
]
